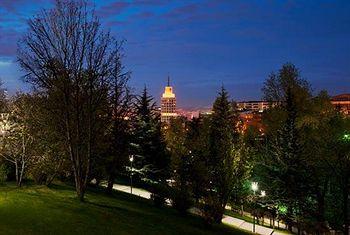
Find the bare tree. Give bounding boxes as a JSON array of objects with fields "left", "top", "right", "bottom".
[{"left": 18, "top": 0, "right": 122, "bottom": 200}]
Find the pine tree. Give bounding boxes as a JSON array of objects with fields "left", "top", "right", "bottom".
[
  {"left": 203, "top": 87, "right": 239, "bottom": 224},
  {"left": 132, "top": 87, "right": 170, "bottom": 205},
  {"left": 261, "top": 64, "right": 312, "bottom": 232}
]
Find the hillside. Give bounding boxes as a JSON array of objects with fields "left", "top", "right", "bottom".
[{"left": 0, "top": 183, "right": 249, "bottom": 235}]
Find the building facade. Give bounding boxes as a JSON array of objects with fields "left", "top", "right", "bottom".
[
  {"left": 331, "top": 94, "right": 350, "bottom": 116},
  {"left": 237, "top": 101, "right": 271, "bottom": 112},
  {"left": 161, "top": 77, "right": 177, "bottom": 123}
]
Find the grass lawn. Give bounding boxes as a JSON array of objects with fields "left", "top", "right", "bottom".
[{"left": 0, "top": 182, "right": 250, "bottom": 235}]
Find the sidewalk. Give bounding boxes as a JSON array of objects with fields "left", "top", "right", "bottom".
[
  {"left": 222, "top": 215, "right": 274, "bottom": 235},
  {"left": 109, "top": 183, "right": 292, "bottom": 235},
  {"left": 112, "top": 183, "right": 151, "bottom": 199}
]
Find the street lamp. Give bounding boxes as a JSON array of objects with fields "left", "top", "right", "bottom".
[
  {"left": 252, "top": 182, "right": 258, "bottom": 194},
  {"left": 251, "top": 182, "right": 258, "bottom": 233},
  {"left": 129, "top": 155, "right": 134, "bottom": 194}
]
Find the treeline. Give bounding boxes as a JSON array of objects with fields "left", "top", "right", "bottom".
[{"left": 0, "top": 1, "right": 349, "bottom": 234}]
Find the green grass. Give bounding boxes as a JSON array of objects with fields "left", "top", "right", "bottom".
[{"left": 0, "top": 183, "right": 249, "bottom": 235}]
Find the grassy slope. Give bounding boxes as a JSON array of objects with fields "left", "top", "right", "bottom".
[{"left": 0, "top": 183, "right": 249, "bottom": 235}]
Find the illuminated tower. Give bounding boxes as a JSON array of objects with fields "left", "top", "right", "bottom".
[{"left": 161, "top": 76, "right": 177, "bottom": 123}]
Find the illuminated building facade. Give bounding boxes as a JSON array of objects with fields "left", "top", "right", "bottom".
[
  {"left": 161, "top": 77, "right": 177, "bottom": 123},
  {"left": 237, "top": 101, "right": 271, "bottom": 112},
  {"left": 331, "top": 94, "right": 350, "bottom": 116}
]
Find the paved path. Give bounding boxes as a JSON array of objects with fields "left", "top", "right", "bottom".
[
  {"left": 109, "top": 183, "right": 291, "bottom": 235},
  {"left": 112, "top": 183, "right": 151, "bottom": 199},
  {"left": 222, "top": 215, "right": 274, "bottom": 235}
]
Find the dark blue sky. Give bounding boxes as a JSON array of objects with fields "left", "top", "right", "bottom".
[{"left": 0, "top": 0, "right": 349, "bottom": 108}]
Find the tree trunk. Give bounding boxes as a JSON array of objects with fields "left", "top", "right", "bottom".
[
  {"left": 15, "top": 161, "right": 19, "bottom": 186},
  {"left": 343, "top": 177, "right": 349, "bottom": 235},
  {"left": 106, "top": 173, "right": 115, "bottom": 194},
  {"left": 316, "top": 186, "right": 326, "bottom": 233},
  {"left": 75, "top": 177, "right": 86, "bottom": 202},
  {"left": 18, "top": 160, "right": 25, "bottom": 187}
]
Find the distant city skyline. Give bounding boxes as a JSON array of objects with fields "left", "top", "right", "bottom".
[{"left": 0, "top": 0, "right": 350, "bottom": 108}]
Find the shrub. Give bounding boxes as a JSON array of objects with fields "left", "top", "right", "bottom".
[
  {"left": 201, "top": 195, "right": 225, "bottom": 225},
  {"left": 170, "top": 187, "right": 193, "bottom": 215},
  {"left": 0, "top": 164, "right": 8, "bottom": 184},
  {"left": 149, "top": 182, "right": 169, "bottom": 207}
]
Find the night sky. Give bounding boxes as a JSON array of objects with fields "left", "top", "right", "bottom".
[{"left": 0, "top": 0, "right": 349, "bottom": 108}]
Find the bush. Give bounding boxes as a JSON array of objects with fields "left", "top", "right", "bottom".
[
  {"left": 201, "top": 195, "right": 225, "bottom": 225},
  {"left": 0, "top": 164, "right": 8, "bottom": 184},
  {"left": 170, "top": 187, "right": 193, "bottom": 215},
  {"left": 149, "top": 183, "right": 169, "bottom": 207}
]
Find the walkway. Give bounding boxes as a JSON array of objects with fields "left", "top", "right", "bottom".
[{"left": 109, "top": 183, "right": 292, "bottom": 235}]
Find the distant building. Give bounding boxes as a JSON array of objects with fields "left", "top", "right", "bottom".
[
  {"left": 199, "top": 110, "right": 213, "bottom": 118},
  {"left": 161, "top": 77, "right": 177, "bottom": 123},
  {"left": 238, "top": 111, "right": 265, "bottom": 135},
  {"left": 331, "top": 94, "right": 350, "bottom": 116},
  {"left": 237, "top": 101, "right": 271, "bottom": 112}
]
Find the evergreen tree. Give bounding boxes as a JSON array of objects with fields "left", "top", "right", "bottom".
[
  {"left": 165, "top": 117, "right": 193, "bottom": 214},
  {"left": 203, "top": 87, "right": 239, "bottom": 224},
  {"left": 132, "top": 87, "right": 170, "bottom": 205},
  {"left": 186, "top": 117, "right": 210, "bottom": 203},
  {"left": 105, "top": 42, "right": 133, "bottom": 194},
  {"left": 261, "top": 63, "right": 312, "bottom": 232}
]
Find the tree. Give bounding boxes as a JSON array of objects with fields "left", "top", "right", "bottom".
[
  {"left": 18, "top": 0, "right": 119, "bottom": 200},
  {"left": 165, "top": 117, "right": 193, "bottom": 214},
  {"left": 132, "top": 87, "right": 170, "bottom": 205},
  {"left": 105, "top": 41, "right": 133, "bottom": 193},
  {"left": 0, "top": 79, "right": 7, "bottom": 112},
  {"left": 0, "top": 94, "right": 35, "bottom": 187},
  {"left": 260, "top": 63, "right": 313, "bottom": 232},
  {"left": 323, "top": 114, "right": 350, "bottom": 234},
  {"left": 185, "top": 117, "right": 210, "bottom": 203},
  {"left": 25, "top": 93, "right": 70, "bottom": 186},
  {"left": 203, "top": 87, "right": 239, "bottom": 224}
]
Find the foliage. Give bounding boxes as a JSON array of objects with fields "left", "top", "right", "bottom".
[
  {"left": 203, "top": 87, "right": 241, "bottom": 224},
  {"left": 0, "top": 164, "right": 8, "bottom": 184},
  {"left": 132, "top": 87, "right": 170, "bottom": 205},
  {"left": 0, "top": 94, "right": 36, "bottom": 187},
  {"left": 258, "top": 63, "right": 350, "bottom": 233},
  {"left": 104, "top": 41, "right": 133, "bottom": 193},
  {"left": 165, "top": 117, "right": 193, "bottom": 214}
]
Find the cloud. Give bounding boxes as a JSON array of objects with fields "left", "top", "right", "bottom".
[
  {"left": 0, "top": 60, "right": 12, "bottom": 67},
  {"left": 0, "top": 27, "right": 21, "bottom": 57},
  {"left": 0, "top": 0, "right": 51, "bottom": 12},
  {"left": 163, "top": 3, "right": 198, "bottom": 18},
  {"left": 133, "top": 11, "right": 155, "bottom": 19},
  {"left": 97, "top": 1, "right": 130, "bottom": 18},
  {"left": 130, "top": 0, "right": 171, "bottom": 6}
]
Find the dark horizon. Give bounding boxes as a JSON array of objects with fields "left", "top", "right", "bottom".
[{"left": 0, "top": 0, "right": 349, "bottom": 108}]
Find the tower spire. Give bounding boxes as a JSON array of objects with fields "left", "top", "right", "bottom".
[{"left": 167, "top": 74, "right": 170, "bottom": 86}]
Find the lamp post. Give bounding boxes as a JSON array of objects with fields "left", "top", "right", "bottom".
[
  {"left": 252, "top": 182, "right": 258, "bottom": 233},
  {"left": 129, "top": 155, "right": 134, "bottom": 194},
  {"left": 260, "top": 191, "right": 266, "bottom": 226}
]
